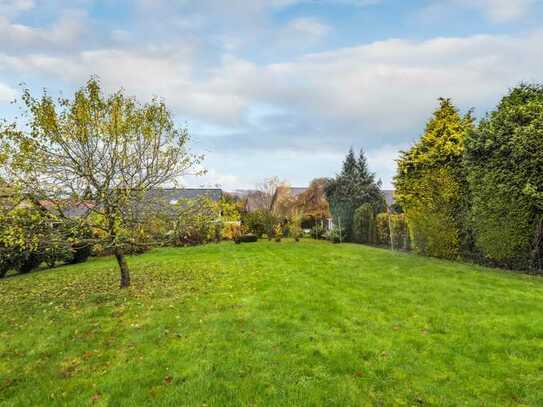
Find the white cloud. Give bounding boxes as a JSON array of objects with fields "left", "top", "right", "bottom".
[
  {"left": 0, "top": 11, "right": 86, "bottom": 51},
  {"left": 464, "top": 0, "right": 537, "bottom": 22},
  {"left": 286, "top": 17, "right": 332, "bottom": 38},
  {"left": 3, "top": 30, "right": 542, "bottom": 134},
  {"left": 0, "top": 0, "right": 34, "bottom": 17},
  {"left": 0, "top": 82, "right": 16, "bottom": 101},
  {"left": 426, "top": 0, "right": 540, "bottom": 22}
]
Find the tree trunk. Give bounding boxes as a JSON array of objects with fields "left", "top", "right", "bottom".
[{"left": 114, "top": 247, "right": 131, "bottom": 288}]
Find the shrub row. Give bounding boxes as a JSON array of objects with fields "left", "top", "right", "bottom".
[{"left": 395, "top": 84, "right": 543, "bottom": 272}]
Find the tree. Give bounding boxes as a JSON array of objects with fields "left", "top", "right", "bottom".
[
  {"left": 0, "top": 78, "right": 202, "bottom": 287},
  {"left": 394, "top": 98, "right": 473, "bottom": 260},
  {"left": 325, "top": 148, "right": 384, "bottom": 241},
  {"left": 292, "top": 178, "right": 331, "bottom": 228},
  {"left": 465, "top": 84, "right": 543, "bottom": 271},
  {"left": 256, "top": 177, "right": 285, "bottom": 212}
]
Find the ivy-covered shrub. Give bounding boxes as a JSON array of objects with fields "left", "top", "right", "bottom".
[
  {"left": 465, "top": 84, "right": 543, "bottom": 271},
  {"left": 395, "top": 98, "right": 473, "bottom": 260},
  {"left": 375, "top": 213, "right": 390, "bottom": 246},
  {"left": 353, "top": 203, "right": 377, "bottom": 244}
]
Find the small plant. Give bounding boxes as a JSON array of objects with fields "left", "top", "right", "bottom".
[
  {"left": 310, "top": 224, "right": 325, "bottom": 240},
  {"left": 326, "top": 228, "right": 344, "bottom": 244},
  {"left": 288, "top": 212, "right": 303, "bottom": 242},
  {"left": 273, "top": 224, "right": 283, "bottom": 242}
]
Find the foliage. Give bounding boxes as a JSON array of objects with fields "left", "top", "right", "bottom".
[
  {"left": 0, "top": 77, "right": 202, "bottom": 287},
  {"left": 218, "top": 197, "right": 241, "bottom": 222},
  {"left": 325, "top": 227, "right": 344, "bottom": 244},
  {"left": 0, "top": 206, "right": 60, "bottom": 276},
  {"left": 325, "top": 148, "right": 385, "bottom": 242},
  {"left": 389, "top": 213, "right": 410, "bottom": 251},
  {"left": 273, "top": 224, "right": 283, "bottom": 242},
  {"left": 395, "top": 98, "right": 473, "bottom": 260},
  {"left": 353, "top": 203, "right": 377, "bottom": 244},
  {"left": 288, "top": 212, "right": 303, "bottom": 242},
  {"left": 310, "top": 223, "right": 326, "bottom": 240},
  {"left": 292, "top": 178, "right": 331, "bottom": 227},
  {"left": 375, "top": 213, "right": 390, "bottom": 246},
  {"left": 272, "top": 185, "right": 297, "bottom": 218},
  {"left": 241, "top": 209, "right": 278, "bottom": 239},
  {"left": 172, "top": 197, "right": 219, "bottom": 247},
  {"left": 465, "top": 84, "right": 543, "bottom": 271},
  {"left": 222, "top": 222, "right": 242, "bottom": 241}
]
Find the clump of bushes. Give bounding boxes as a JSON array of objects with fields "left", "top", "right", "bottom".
[
  {"left": 0, "top": 206, "right": 93, "bottom": 278},
  {"left": 172, "top": 197, "right": 220, "bottom": 247},
  {"left": 241, "top": 209, "right": 278, "bottom": 240}
]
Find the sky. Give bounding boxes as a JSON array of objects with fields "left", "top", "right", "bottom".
[{"left": 0, "top": 0, "right": 542, "bottom": 190}]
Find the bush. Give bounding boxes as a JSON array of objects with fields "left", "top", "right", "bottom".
[
  {"left": 326, "top": 228, "right": 344, "bottom": 244},
  {"left": 390, "top": 214, "right": 410, "bottom": 251},
  {"left": 353, "top": 203, "right": 377, "bottom": 244},
  {"left": 222, "top": 222, "right": 241, "bottom": 241},
  {"left": 465, "top": 84, "right": 543, "bottom": 271},
  {"left": 273, "top": 224, "right": 283, "bottom": 242},
  {"left": 0, "top": 206, "right": 70, "bottom": 276},
  {"left": 241, "top": 209, "right": 278, "bottom": 239},
  {"left": 235, "top": 234, "right": 258, "bottom": 244},
  {"left": 375, "top": 213, "right": 390, "bottom": 246},
  {"left": 288, "top": 212, "right": 303, "bottom": 242},
  {"left": 0, "top": 246, "right": 15, "bottom": 278},
  {"left": 395, "top": 98, "right": 472, "bottom": 260},
  {"left": 68, "top": 243, "right": 92, "bottom": 264},
  {"left": 15, "top": 251, "right": 44, "bottom": 274},
  {"left": 173, "top": 197, "right": 219, "bottom": 247},
  {"left": 310, "top": 224, "right": 325, "bottom": 240}
]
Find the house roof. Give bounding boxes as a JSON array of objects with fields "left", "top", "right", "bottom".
[
  {"left": 245, "top": 191, "right": 269, "bottom": 212},
  {"left": 289, "top": 187, "right": 308, "bottom": 197}
]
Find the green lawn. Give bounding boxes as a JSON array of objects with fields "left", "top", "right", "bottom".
[{"left": 1, "top": 240, "right": 543, "bottom": 406}]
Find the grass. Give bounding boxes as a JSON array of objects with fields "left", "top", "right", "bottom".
[{"left": 1, "top": 240, "right": 543, "bottom": 406}]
